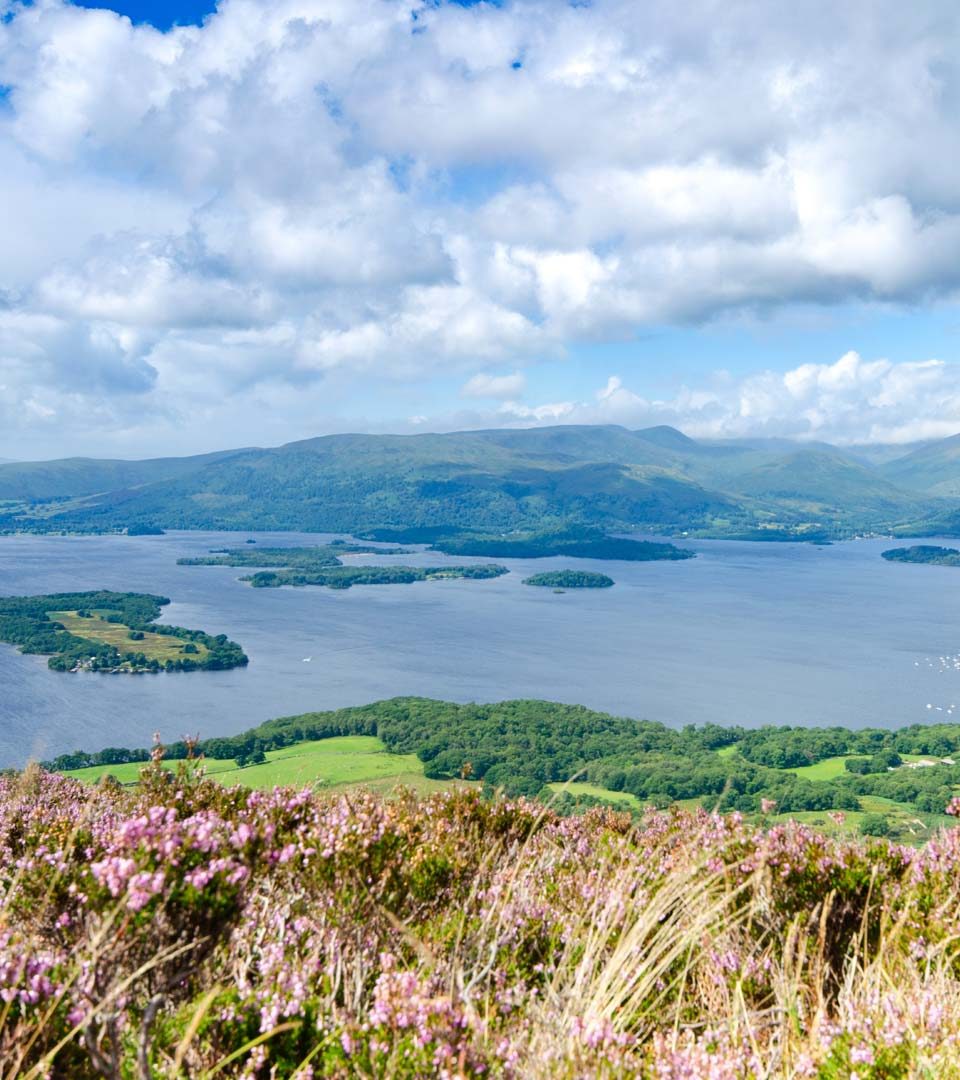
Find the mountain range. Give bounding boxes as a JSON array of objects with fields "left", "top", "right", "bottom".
[{"left": 4, "top": 425, "right": 960, "bottom": 539}]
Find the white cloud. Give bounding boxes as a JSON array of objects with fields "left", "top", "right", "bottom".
[
  {"left": 494, "top": 353, "right": 960, "bottom": 446},
  {"left": 2, "top": 0, "right": 960, "bottom": 454},
  {"left": 461, "top": 371, "right": 527, "bottom": 400}
]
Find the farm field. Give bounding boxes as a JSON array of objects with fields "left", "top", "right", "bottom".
[
  {"left": 50, "top": 609, "right": 208, "bottom": 663},
  {"left": 546, "top": 780, "right": 644, "bottom": 809},
  {"left": 61, "top": 734, "right": 463, "bottom": 793}
]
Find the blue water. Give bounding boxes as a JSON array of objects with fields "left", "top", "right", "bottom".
[{"left": 0, "top": 531, "right": 955, "bottom": 765}]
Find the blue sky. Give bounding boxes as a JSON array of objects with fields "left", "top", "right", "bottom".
[
  {"left": 70, "top": 0, "right": 216, "bottom": 29},
  {"left": 2, "top": 0, "right": 960, "bottom": 458}
]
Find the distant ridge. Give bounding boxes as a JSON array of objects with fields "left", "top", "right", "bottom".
[{"left": 3, "top": 424, "right": 960, "bottom": 539}]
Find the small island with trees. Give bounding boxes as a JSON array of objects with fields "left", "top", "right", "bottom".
[
  {"left": 179, "top": 543, "right": 508, "bottom": 589},
  {"left": 428, "top": 526, "right": 695, "bottom": 561},
  {"left": 523, "top": 570, "right": 615, "bottom": 589},
  {"left": 0, "top": 590, "right": 248, "bottom": 673},
  {"left": 881, "top": 544, "right": 960, "bottom": 566}
]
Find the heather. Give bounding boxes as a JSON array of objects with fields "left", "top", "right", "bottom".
[{"left": 7, "top": 753, "right": 960, "bottom": 1076}]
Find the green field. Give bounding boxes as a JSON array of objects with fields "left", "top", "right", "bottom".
[
  {"left": 784, "top": 752, "right": 945, "bottom": 782},
  {"left": 784, "top": 755, "right": 865, "bottom": 780},
  {"left": 61, "top": 735, "right": 463, "bottom": 793},
  {"left": 50, "top": 609, "right": 208, "bottom": 663},
  {"left": 546, "top": 781, "right": 644, "bottom": 809}
]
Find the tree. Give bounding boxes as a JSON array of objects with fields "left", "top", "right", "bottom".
[{"left": 860, "top": 814, "right": 890, "bottom": 837}]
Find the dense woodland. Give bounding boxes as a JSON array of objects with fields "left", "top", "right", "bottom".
[
  {"left": 46, "top": 697, "right": 960, "bottom": 817},
  {"left": 0, "top": 591, "right": 247, "bottom": 672}
]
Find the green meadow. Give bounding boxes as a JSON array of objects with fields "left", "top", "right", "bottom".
[{"left": 61, "top": 735, "right": 461, "bottom": 793}]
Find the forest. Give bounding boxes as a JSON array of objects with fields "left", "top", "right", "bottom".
[
  {"left": 46, "top": 697, "right": 960, "bottom": 822},
  {"left": 0, "top": 591, "right": 247, "bottom": 672}
]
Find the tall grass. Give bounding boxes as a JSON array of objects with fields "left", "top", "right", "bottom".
[{"left": 2, "top": 755, "right": 960, "bottom": 1076}]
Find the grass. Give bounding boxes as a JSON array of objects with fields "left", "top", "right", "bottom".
[
  {"left": 546, "top": 781, "right": 644, "bottom": 809},
  {"left": 784, "top": 755, "right": 865, "bottom": 781},
  {"left": 50, "top": 609, "right": 207, "bottom": 662},
  {"left": 61, "top": 735, "right": 464, "bottom": 793}
]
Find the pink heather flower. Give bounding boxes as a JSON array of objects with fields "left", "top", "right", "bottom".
[
  {"left": 90, "top": 856, "right": 138, "bottom": 897},
  {"left": 185, "top": 867, "right": 214, "bottom": 890},
  {"left": 126, "top": 870, "right": 165, "bottom": 912},
  {"left": 760, "top": 798, "right": 777, "bottom": 814},
  {"left": 946, "top": 797, "right": 960, "bottom": 816}
]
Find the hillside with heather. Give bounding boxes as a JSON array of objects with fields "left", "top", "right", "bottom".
[{"left": 4, "top": 756, "right": 960, "bottom": 1078}]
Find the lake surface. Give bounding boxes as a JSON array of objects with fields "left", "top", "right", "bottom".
[{"left": 0, "top": 531, "right": 956, "bottom": 765}]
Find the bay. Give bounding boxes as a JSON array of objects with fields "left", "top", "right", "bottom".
[{"left": 0, "top": 530, "right": 953, "bottom": 766}]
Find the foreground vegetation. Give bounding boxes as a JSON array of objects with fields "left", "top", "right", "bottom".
[
  {"left": 0, "top": 591, "right": 247, "bottom": 673},
  {"left": 47, "top": 698, "right": 960, "bottom": 840},
  {"left": 8, "top": 759, "right": 960, "bottom": 1076},
  {"left": 179, "top": 544, "right": 508, "bottom": 589}
]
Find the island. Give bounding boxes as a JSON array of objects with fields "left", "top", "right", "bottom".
[
  {"left": 178, "top": 542, "right": 413, "bottom": 570},
  {"left": 523, "top": 570, "right": 614, "bottom": 588},
  {"left": 126, "top": 523, "right": 165, "bottom": 536},
  {"left": 428, "top": 527, "right": 695, "bottom": 561},
  {"left": 179, "top": 543, "right": 508, "bottom": 589},
  {"left": 0, "top": 590, "right": 248, "bottom": 673},
  {"left": 881, "top": 545, "right": 960, "bottom": 566},
  {"left": 243, "top": 564, "right": 508, "bottom": 589}
]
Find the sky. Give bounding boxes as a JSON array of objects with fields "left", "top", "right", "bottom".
[{"left": 3, "top": 1, "right": 960, "bottom": 460}]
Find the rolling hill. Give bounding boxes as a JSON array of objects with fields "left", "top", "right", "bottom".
[
  {"left": 2, "top": 425, "right": 958, "bottom": 539},
  {"left": 879, "top": 434, "right": 960, "bottom": 497},
  {"left": 0, "top": 447, "right": 252, "bottom": 501}
]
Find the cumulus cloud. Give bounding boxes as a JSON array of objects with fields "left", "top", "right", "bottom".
[
  {"left": 461, "top": 371, "right": 526, "bottom": 399},
  {"left": 497, "top": 353, "right": 960, "bottom": 446},
  {"left": 2, "top": 0, "right": 960, "bottom": 454}
]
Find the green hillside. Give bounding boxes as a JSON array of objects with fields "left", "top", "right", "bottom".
[
  {"left": 880, "top": 433, "right": 960, "bottom": 496},
  {"left": 2, "top": 424, "right": 955, "bottom": 539},
  {"left": 0, "top": 447, "right": 251, "bottom": 501}
]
